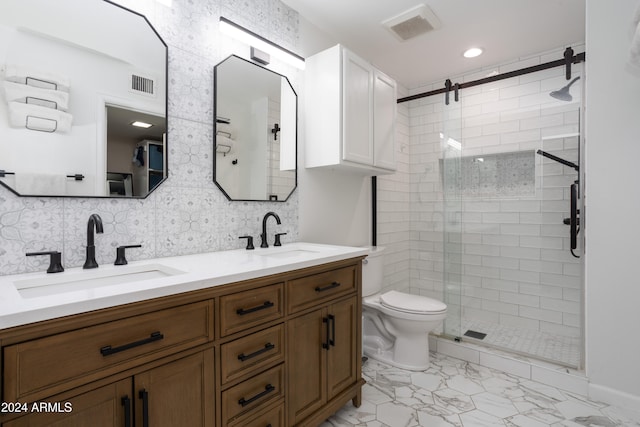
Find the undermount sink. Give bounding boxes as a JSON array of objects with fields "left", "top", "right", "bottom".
[
  {"left": 257, "top": 249, "right": 320, "bottom": 259},
  {"left": 255, "top": 243, "right": 323, "bottom": 259},
  {"left": 14, "top": 264, "right": 185, "bottom": 298}
]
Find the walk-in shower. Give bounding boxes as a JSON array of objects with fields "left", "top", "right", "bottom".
[{"left": 400, "top": 47, "right": 585, "bottom": 368}]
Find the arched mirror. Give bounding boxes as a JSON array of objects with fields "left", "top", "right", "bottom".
[
  {"left": 214, "top": 55, "right": 297, "bottom": 202},
  {"left": 0, "top": 0, "right": 167, "bottom": 198}
]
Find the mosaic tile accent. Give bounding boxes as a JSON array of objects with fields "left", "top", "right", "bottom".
[
  {"left": 321, "top": 354, "right": 640, "bottom": 426},
  {"left": 442, "top": 150, "right": 536, "bottom": 198}
]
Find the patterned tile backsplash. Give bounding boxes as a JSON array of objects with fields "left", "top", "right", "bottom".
[{"left": 0, "top": 0, "right": 300, "bottom": 276}]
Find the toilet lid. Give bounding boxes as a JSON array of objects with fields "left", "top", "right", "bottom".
[{"left": 379, "top": 291, "right": 447, "bottom": 314}]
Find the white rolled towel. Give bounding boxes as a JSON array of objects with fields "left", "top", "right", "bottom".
[
  {"left": 4, "top": 64, "right": 70, "bottom": 92},
  {"left": 8, "top": 101, "right": 73, "bottom": 133},
  {"left": 216, "top": 134, "right": 234, "bottom": 154},
  {"left": 15, "top": 173, "right": 66, "bottom": 195},
  {"left": 3, "top": 81, "right": 69, "bottom": 111},
  {"left": 217, "top": 123, "right": 236, "bottom": 139}
]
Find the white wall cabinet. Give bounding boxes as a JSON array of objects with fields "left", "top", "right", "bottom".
[{"left": 305, "top": 45, "right": 397, "bottom": 175}]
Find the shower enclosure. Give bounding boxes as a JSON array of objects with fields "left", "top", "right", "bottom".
[{"left": 406, "top": 48, "right": 585, "bottom": 368}]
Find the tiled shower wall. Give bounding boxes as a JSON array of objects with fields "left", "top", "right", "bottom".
[
  {"left": 379, "top": 45, "right": 584, "bottom": 339},
  {"left": 0, "top": 0, "right": 300, "bottom": 275}
]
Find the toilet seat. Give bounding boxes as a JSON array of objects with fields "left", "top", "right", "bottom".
[{"left": 379, "top": 290, "right": 447, "bottom": 315}]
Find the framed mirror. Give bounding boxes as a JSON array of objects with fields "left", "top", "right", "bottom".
[
  {"left": 0, "top": 0, "right": 167, "bottom": 198},
  {"left": 214, "top": 55, "right": 297, "bottom": 202}
]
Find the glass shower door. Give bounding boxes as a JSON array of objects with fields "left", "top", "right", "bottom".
[{"left": 441, "top": 93, "right": 463, "bottom": 339}]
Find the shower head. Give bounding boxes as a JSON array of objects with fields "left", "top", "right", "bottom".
[{"left": 550, "top": 76, "right": 580, "bottom": 102}]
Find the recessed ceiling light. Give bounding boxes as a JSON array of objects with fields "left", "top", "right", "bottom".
[
  {"left": 463, "top": 47, "right": 483, "bottom": 58},
  {"left": 131, "top": 121, "right": 153, "bottom": 128}
]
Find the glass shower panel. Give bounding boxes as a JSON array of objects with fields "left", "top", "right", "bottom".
[
  {"left": 440, "top": 66, "right": 584, "bottom": 368},
  {"left": 441, "top": 94, "right": 463, "bottom": 339}
]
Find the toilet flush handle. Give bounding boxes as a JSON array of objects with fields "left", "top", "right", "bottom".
[{"left": 362, "top": 259, "right": 368, "bottom": 265}]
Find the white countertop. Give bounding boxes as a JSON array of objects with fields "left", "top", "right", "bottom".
[{"left": 0, "top": 242, "right": 369, "bottom": 329}]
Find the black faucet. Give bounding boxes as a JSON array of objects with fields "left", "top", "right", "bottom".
[
  {"left": 83, "top": 213, "right": 104, "bottom": 269},
  {"left": 260, "top": 212, "right": 281, "bottom": 248}
]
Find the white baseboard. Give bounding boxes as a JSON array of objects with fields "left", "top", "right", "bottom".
[{"left": 588, "top": 383, "right": 640, "bottom": 422}]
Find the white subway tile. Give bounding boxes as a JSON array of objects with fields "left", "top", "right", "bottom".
[
  {"left": 519, "top": 306, "right": 563, "bottom": 324},
  {"left": 519, "top": 260, "right": 563, "bottom": 275},
  {"left": 519, "top": 283, "right": 563, "bottom": 299},
  {"left": 500, "top": 291, "right": 540, "bottom": 307},
  {"left": 540, "top": 297, "right": 580, "bottom": 314},
  {"left": 482, "top": 255, "right": 520, "bottom": 269}
]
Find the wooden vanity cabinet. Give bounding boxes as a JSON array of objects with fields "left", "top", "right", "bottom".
[
  {"left": 0, "top": 257, "right": 364, "bottom": 427},
  {"left": 286, "top": 265, "right": 363, "bottom": 426}
]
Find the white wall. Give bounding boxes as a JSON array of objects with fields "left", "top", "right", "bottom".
[{"left": 585, "top": 0, "right": 640, "bottom": 411}]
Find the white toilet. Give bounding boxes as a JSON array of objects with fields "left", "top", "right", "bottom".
[{"left": 362, "top": 247, "right": 447, "bottom": 371}]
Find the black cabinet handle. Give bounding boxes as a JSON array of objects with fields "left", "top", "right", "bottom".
[
  {"left": 238, "top": 343, "right": 275, "bottom": 362},
  {"left": 315, "top": 281, "right": 341, "bottom": 293},
  {"left": 236, "top": 301, "right": 274, "bottom": 316},
  {"left": 100, "top": 332, "right": 164, "bottom": 356},
  {"left": 322, "top": 317, "right": 330, "bottom": 350},
  {"left": 121, "top": 396, "right": 131, "bottom": 427},
  {"left": 238, "top": 384, "right": 275, "bottom": 407},
  {"left": 139, "top": 389, "right": 149, "bottom": 427},
  {"left": 328, "top": 314, "right": 336, "bottom": 347}
]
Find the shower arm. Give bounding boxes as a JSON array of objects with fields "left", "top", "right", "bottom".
[{"left": 536, "top": 150, "right": 579, "bottom": 172}]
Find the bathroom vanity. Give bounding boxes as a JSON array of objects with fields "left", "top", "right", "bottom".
[{"left": 0, "top": 243, "right": 368, "bottom": 426}]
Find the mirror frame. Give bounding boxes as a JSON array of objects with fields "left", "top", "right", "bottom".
[
  {"left": 0, "top": 0, "right": 168, "bottom": 198},
  {"left": 213, "top": 55, "right": 297, "bottom": 202}
]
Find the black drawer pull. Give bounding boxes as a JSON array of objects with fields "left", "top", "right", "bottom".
[
  {"left": 322, "top": 317, "right": 330, "bottom": 350},
  {"left": 238, "top": 343, "right": 276, "bottom": 362},
  {"left": 236, "top": 301, "right": 274, "bottom": 316},
  {"left": 139, "top": 389, "right": 149, "bottom": 427},
  {"left": 121, "top": 396, "right": 131, "bottom": 427},
  {"left": 328, "top": 314, "right": 336, "bottom": 347},
  {"left": 315, "top": 281, "right": 341, "bottom": 292},
  {"left": 100, "top": 331, "right": 164, "bottom": 356},
  {"left": 238, "top": 384, "right": 275, "bottom": 407}
]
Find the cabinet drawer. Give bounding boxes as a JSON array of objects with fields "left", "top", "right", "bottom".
[
  {"left": 221, "top": 364, "right": 284, "bottom": 424},
  {"left": 3, "top": 301, "right": 213, "bottom": 402},
  {"left": 287, "top": 266, "right": 357, "bottom": 313},
  {"left": 228, "top": 401, "right": 285, "bottom": 427},
  {"left": 220, "top": 324, "right": 284, "bottom": 385},
  {"left": 219, "top": 283, "right": 283, "bottom": 337}
]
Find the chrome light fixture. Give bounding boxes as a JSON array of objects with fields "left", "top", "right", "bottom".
[{"left": 219, "top": 17, "right": 305, "bottom": 70}]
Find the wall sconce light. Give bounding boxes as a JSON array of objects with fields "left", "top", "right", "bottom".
[{"left": 219, "top": 17, "right": 305, "bottom": 70}]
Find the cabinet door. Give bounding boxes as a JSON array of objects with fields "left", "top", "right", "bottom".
[
  {"left": 287, "top": 309, "right": 327, "bottom": 424},
  {"left": 373, "top": 70, "right": 397, "bottom": 171},
  {"left": 135, "top": 349, "right": 214, "bottom": 427},
  {"left": 342, "top": 49, "right": 374, "bottom": 166},
  {"left": 3, "top": 379, "right": 131, "bottom": 427},
  {"left": 326, "top": 296, "right": 359, "bottom": 400}
]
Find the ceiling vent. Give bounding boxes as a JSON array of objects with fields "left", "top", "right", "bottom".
[{"left": 382, "top": 4, "right": 441, "bottom": 42}]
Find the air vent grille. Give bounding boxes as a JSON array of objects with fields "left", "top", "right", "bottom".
[
  {"left": 131, "top": 74, "right": 155, "bottom": 95},
  {"left": 382, "top": 4, "right": 441, "bottom": 42},
  {"left": 389, "top": 15, "right": 434, "bottom": 41}
]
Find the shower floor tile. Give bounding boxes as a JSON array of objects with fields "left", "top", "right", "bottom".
[
  {"left": 460, "top": 319, "right": 581, "bottom": 368},
  {"left": 321, "top": 354, "right": 640, "bottom": 427}
]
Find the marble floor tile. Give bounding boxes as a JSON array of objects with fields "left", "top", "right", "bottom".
[{"left": 321, "top": 354, "right": 640, "bottom": 427}]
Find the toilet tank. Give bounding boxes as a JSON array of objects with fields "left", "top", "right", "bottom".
[{"left": 362, "top": 246, "right": 385, "bottom": 297}]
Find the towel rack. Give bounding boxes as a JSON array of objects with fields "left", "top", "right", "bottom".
[
  {"left": 66, "top": 174, "right": 84, "bottom": 181},
  {"left": 216, "top": 116, "right": 230, "bottom": 124},
  {"left": 0, "top": 170, "right": 15, "bottom": 177}
]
